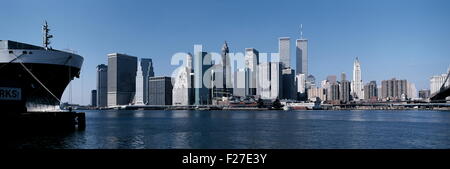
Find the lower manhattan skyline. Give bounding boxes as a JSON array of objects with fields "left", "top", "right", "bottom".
[
  {"left": 4, "top": 0, "right": 450, "bottom": 166},
  {"left": 2, "top": 0, "right": 449, "bottom": 105}
]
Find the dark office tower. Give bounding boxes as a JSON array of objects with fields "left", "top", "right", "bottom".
[
  {"left": 194, "top": 45, "right": 213, "bottom": 105},
  {"left": 278, "top": 37, "right": 295, "bottom": 100},
  {"left": 140, "top": 58, "right": 154, "bottom": 105},
  {"left": 364, "top": 81, "right": 378, "bottom": 100},
  {"left": 282, "top": 68, "right": 296, "bottom": 100},
  {"left": 148, "top": 76, "right": 173, "bottom": 105},
  {"left": 340, "top": 81, "right": 351, "bottom": 103},
  {"left": 96, "top": 64, "right": 108, "bottom": 107},
  {"left": 107, "top": 53, "right": 138, "bottom": 106},
  {"left": 381, "top": 78, "right": 408, "bottom": 101},
  {"left": 296, "top": 25, "right": 308, "bottom": 76},
  {"left": 418, "top": 89, "right": 430, "bottom": 99},
  {"left": 91, "top": 90, "right": 97, "bottom": 107}
]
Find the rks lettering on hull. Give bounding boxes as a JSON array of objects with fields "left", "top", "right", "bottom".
[{"left": 0, "top": 87, "right": 21, "bottom": 101}]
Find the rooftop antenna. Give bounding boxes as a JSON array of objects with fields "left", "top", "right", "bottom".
[
  {"left": 42, "top": 20, "right": 53, "bottom": 50},
  {"left": 300, "top": 24, "right": 303, "bottom": 39}
]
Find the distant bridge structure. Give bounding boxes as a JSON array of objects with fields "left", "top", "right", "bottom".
[{"left": 430, "top": 69, "right": 450, "bottom": 102}]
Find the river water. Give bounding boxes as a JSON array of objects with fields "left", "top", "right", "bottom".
[{"left": 11, "top": 110, "right": 450, "bottom": 149}]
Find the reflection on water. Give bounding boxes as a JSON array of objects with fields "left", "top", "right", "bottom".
[
  {"left": 133, "top": 111, "right": 144, "bottom": 118},
  {"left": 171, "top": 111, "right": 189, "bottom": 118},
  {"left": 254, "top": 112, "right": 280, "bottom": 120},
  {"left": 172, "top": 132, "right": 189, "bottom": 149},
  {"left": 9, "top": 110, "right": 450, "bottom": 149},
  {"left": 105, "top": 111, "right": 119, "bottom": 118}
]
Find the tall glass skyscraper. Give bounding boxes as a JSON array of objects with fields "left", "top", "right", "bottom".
[
  {"left": 148, "top": 76, "right": 173, "bottom": 105},
  {"left": 91, "top": 90, "right": 97, "bottom": 107},
  {"left": 296, "top": 33, "right": 308, "bottom": 76},
  {"left": 193, "top": 45, "right": 213, "bottom": 105},
  {"left": 107, "top": 53, "right": 137, "bottom": 106},
  {"left": 96, "top": 64, "right": 108, "bottom": 107},
  {"left": 279, "top": 37, "right": 290, "bottom": 69},
  {"left": 140, "top": 58, "right": 154, "bottom": 104}
]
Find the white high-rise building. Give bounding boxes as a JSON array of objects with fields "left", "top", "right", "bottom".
[
  {"left": 321, "top": 80, "right": 329, "bottom": 89},
  {"left": 134, "top": 61, "right": 144, "bottom": 105},
  {"left": 430, "top": 70, "right": 450, "bottom": 95},
  {"left": 308, "top": 87, "right": 326, "bottom": 101},
  {"left": 233, "top": 68, "right": 248, "bottom": 97},
  {"left": 296, "top": 73, "right": 306, "bottom": 95},
  {"left": 351, "top": 57, "right": 364, "bottom": 100},
  {"left": 296, "top": 24, "right": 308, "bottom": 76},
  {"left": 172, "top": 67, "right": 193, "bottom": 106},
  {"left": 257, "top": 62, "right": 271, "bottom": 99},
  {"left": 377, "top": 86, "right": 382, "bottom": 100},
  {"left": 270, "top": 62, "right": 282, "bottom": 99},
  {"left": 407, "top": 82, "right": 417, "bottom": 99},
  {"left": 245, "top": 48, "right": 259, "bottom": 72},
  {"left": 257, "top": 62, "right": 282, "bottom": 99},
  {"left": 245, "top": 48, "right": 259, "bottom": 96},
  {"left": 172, "top": 53, "right": 193, "bottom": 106}
]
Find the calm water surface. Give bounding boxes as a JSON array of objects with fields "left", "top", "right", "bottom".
[{"left": 11, "top": 110, "right": 450, "bottom": 149}]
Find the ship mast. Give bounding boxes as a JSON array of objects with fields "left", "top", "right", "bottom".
[{"left": 42, "top": 21, "right": 53, "bottom": 50}]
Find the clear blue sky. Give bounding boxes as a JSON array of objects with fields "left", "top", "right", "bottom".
[{"left": 2, "top": 0, "right": 449, "bottom": 105}]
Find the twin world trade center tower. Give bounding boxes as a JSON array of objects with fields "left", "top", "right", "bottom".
[{"left": 279, "top": 25, "right": 309, "bottom": 100}]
